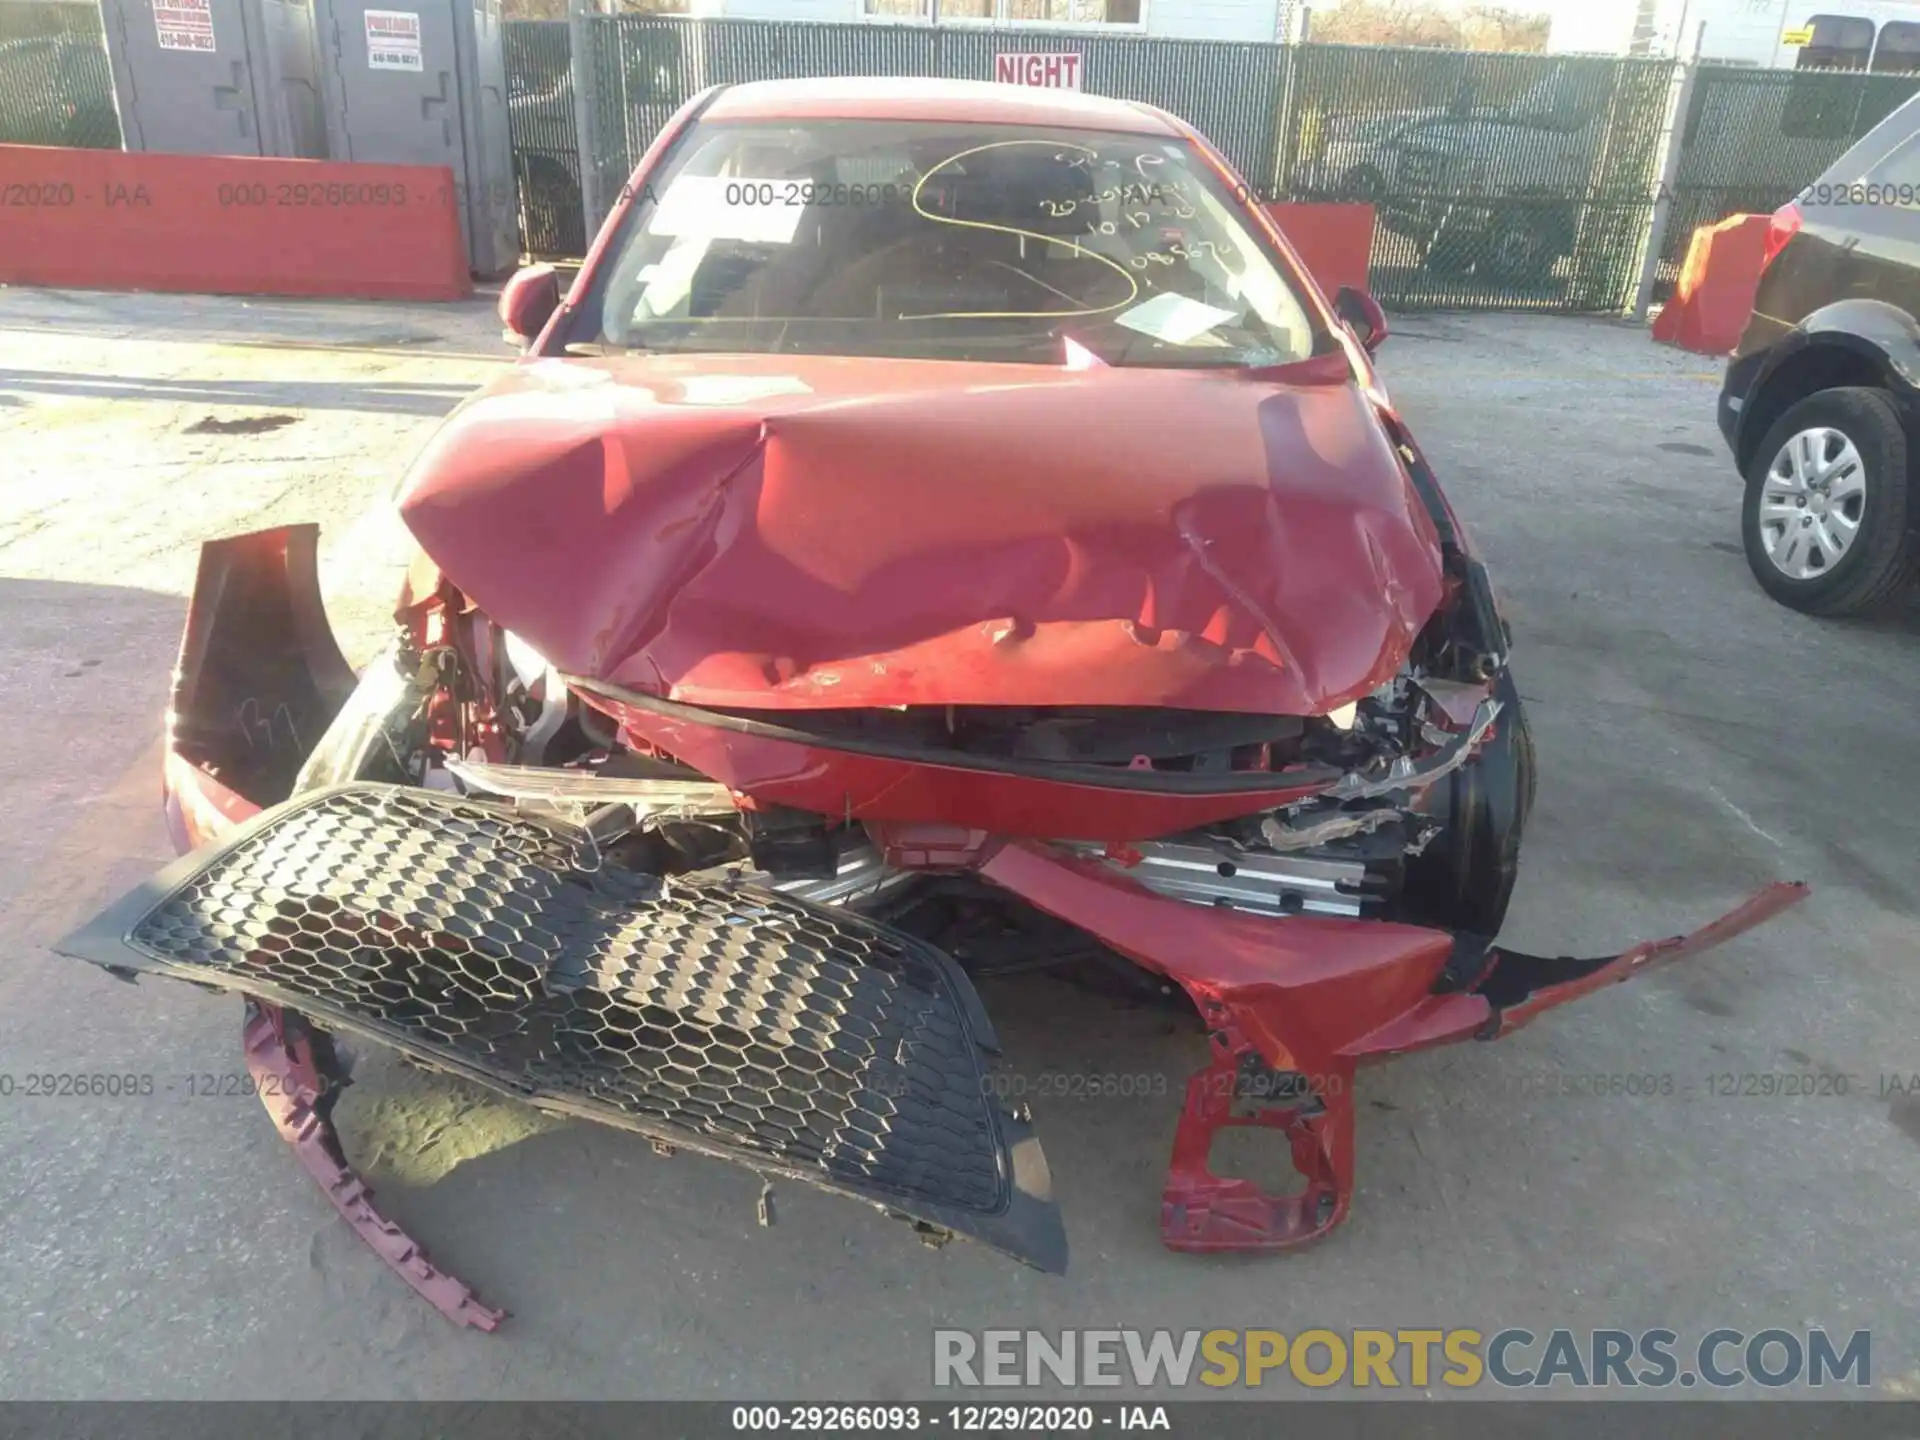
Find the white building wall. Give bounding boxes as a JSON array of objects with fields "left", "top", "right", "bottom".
[
  {"left": 1662, "top": 0, "right": 1787, "bottom": 63},
  {"left": 718, "top": 0, "right": 1279, "bottom": 39},
  {"left": 1144, "top": 0, "right": 1278, "bottom": 41},
  {"left": 699, "top": 0, "right": 850, "bottom": 19},
  {"left": 1546, "top": 3, "right": 1640, "bottom": 54}
]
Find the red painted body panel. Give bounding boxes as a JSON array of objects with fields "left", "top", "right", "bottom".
[
  {"left": 396, "top": 351, "right": 1444, "bottom": 717},
  {"left": 603, "top": 697, "right": 1331, "bottom": 839},
  {"left": 980, "top": 840, "right": 1468, "bottom": 1065},
  {"left": 976, "top": 841, "right": 1810, "bottom": 1252}
]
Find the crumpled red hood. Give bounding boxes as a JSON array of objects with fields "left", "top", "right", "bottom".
[{"left": 395, "top": 351, "right": 1445, "bottom": 715}]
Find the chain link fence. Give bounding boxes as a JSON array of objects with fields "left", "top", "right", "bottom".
[
  {"left": 504, "top": 18, "right": 587, "bottom": 260},
  {"left": 1659, "top": 63, "right": 1920, "bottom": 288},
  {"left": 496, "top": 19, "right": 1920, "bottom": 315},
  {"left": 572, "top": 14, "right": 1289, "bottom": 242},
  {"left": 0, "top": 1, "right": 121, "bottom": 150},
  {"left": 1275, "top": 44, "right": 1671, "bottom": 311}
]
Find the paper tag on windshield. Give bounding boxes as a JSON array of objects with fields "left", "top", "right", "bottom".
[
  {"left": 1113, "top": 293, "right": 1239, "bottom": 346},
  {"left": 648, "top": 177, "right": 805, "bottom": 246}
]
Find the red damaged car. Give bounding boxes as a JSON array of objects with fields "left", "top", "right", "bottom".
[{"left": 58, "top": 78, "right": 1805, "bottom": 1328}]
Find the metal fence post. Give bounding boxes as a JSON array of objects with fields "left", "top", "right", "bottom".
[
  {"left": 1632, "top": 25, "right": 1705, "bottom": 320},
  {"left": 1271, "top": 40, "right": 1299, "bottom": 199},
  {"left": 567, "top": 0, "right": 605, "bottom": 247}
]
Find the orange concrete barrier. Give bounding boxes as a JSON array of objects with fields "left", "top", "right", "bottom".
[
  {"left": 0, "top": 145, "right": 472, "bottom": 301},
  {"left": 1651, "top": 213, "right": 1770, "bottom": 356},
  {"left": 1265, "top": 202, "right": 1377, "bottom": 297}
]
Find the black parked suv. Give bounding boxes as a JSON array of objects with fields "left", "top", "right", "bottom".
[{"left": 1719, "top": 92, "right": 1920, "bottom": 616}]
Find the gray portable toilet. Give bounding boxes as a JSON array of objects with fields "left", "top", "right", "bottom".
[
  {"left": 99, "top": 0, "right": 326, "bottom": 157},
  {"left": 311, "top": 0, "right": 517, "bottom": 276}
]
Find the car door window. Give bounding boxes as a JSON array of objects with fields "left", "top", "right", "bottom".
[
  {"left": 1863, "top": 119, "right": 1920, "bottom": 192},
  {"left": 1872, "top": 20, "right": 1920, "bottom": 74},
  {"left": 1807, "top": 93, "right": 1920, "bottom": 243},
  {"left": 1798, "top": 14, "right": 1875, "bottom": 71}
]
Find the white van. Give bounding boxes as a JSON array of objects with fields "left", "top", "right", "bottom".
[
  {"left": 1731, "top": 5, "right": 1920, "bottom": 72},
  {"left": 1560, "top": 1, "right": 1920, "bottom": 69}
]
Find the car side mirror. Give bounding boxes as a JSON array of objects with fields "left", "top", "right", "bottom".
[
  {"left": 499, "top": 263, "right": 560, "bottom": 347},
  {"left": 1334, "top": 285, "right": 1389, "bottom": 354}
]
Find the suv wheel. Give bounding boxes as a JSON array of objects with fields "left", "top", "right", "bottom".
[
  {"left": 1426, "top": 225, "right": 1477, "bottom": 277},
  {"left": 1742, "top": 387, "right": 1919, "bottom": 616},
  {"left": 1483, "top": 207, "right": 1563, "bottom": 285},
  {"left": 1338, "top": 164, "right": 1388, "bottom": 202}
]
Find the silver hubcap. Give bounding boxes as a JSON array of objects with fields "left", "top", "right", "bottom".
[{"left": 1758, "top": 426, "right": 1867, "bottom": 580}]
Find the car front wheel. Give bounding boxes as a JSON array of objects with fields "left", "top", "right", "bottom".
[{"left": 1742, "top": 386, "right": 1919, "bottom": 616}]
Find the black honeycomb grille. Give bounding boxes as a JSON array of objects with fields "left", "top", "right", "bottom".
[{"left": 119, "top": 785, "right": 1010, "bottom": 1216}]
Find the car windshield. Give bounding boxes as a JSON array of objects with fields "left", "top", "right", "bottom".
[{"left": 591, "top": 118, "right": 1323, "bottom": 367}]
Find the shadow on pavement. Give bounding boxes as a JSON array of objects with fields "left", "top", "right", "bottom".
[
  {"left": 0, "top": 368, "right": 478, "bottom": 417},
  {"left": 0, "top": 288, "right": 502, "bottom": 353}
]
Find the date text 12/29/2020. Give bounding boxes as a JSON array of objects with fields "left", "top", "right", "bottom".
[{"left": 0, "top": 1072, "right": 296, "bottom": 1099}]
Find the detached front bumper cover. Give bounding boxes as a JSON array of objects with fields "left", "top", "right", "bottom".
[
  {"left": 63, "top": 769, "right": 1808, "bottom": 1325},
  {"left": 975, "top": 841, "right": 1808, "bottom": 1256},
  {"left": 58, "top": 783, "right": 1067, "bottom": 1293}
]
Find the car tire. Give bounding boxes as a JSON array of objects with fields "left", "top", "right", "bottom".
[
  {"left": 1741, "top": 387, "right": 1920, "bottom": 617},
  {"left": 1426, "top": 226, "right": 1478, "bottom": 277},
  {"left": 1481, "top": 207, "right": 1562, "bottom": 285},
  {"left": 518, "top": 156, "right": 585, "bottom": 258},
  {"left": 1338, "top": 163, "right": 1388, "bottom": 202}
]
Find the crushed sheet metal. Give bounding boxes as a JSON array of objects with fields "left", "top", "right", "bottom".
[
  {"left": 1259, "top": 804, "right": 1399, "bottom": 852},
  {"left": 977, "top": 840, "right": 1810, "bottom": 1254},
  {"left": 395, "top": 353, "right": 1446, "bottom": 715},
  {"left": 1321, "top": 696, "right": 1501, "bottom": 803}
]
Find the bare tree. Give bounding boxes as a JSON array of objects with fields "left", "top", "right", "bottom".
[
  {"left": 1314, "top": 0, "right": 1550, "bottom": 51},
  {"left": 1460, "top": 5, "right": 1550, "bottom": 50}
]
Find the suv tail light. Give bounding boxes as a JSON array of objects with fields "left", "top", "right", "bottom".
[{"left": 1761, "top": 201, "right": 1803, "bottom": 272}]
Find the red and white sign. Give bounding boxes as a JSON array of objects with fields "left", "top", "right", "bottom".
[
  {"left": 994, "top": 52, "right": 1083, "bottom": 90},
  {"left": 153, "top": 0, "right": 215, "bottom": 53},
  {"left": 365, "top": 9, "right": 424, "bottom": 72}
]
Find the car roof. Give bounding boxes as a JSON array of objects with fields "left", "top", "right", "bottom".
[
  {"left": 702, "top": 76, "right": 1185, "bottom": 137},
  {"left": 1814, "top": 88, "right": 1920, "bottom": 189}
]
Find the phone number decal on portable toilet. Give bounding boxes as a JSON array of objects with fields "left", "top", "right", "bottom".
[
  {"left": 366, "top": 9, "right": 423, "bottom": 71},
  {"left": 153, "top": 0, "right": 216, "bottom": 53}
]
